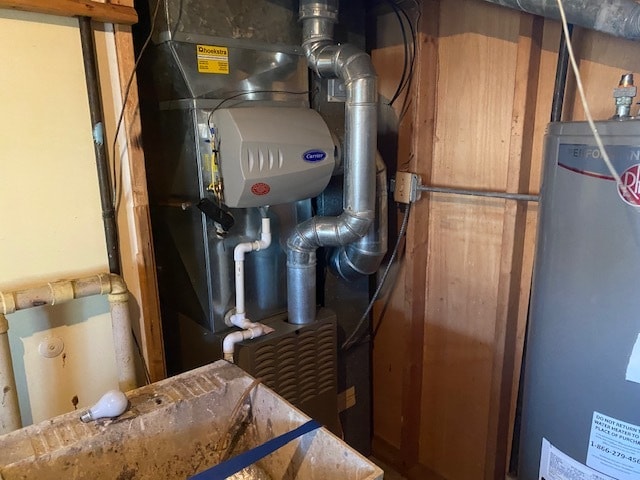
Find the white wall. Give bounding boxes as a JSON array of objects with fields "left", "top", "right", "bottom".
[{"left": 0, "top": 10, "right": 123, "bottom": 425}]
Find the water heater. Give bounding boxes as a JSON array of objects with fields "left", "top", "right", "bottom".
[{"left": 520, "top": 120, "right": 640, "bottom": 479}]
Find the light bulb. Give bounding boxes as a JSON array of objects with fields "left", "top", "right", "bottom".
[{"left": 79, "top": 390, "right": 128, "bottom": 423}]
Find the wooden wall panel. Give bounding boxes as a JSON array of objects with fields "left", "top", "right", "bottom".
[
  {"left": 565, "top": 29, "right": 640, "bottom": 121},
  {"left": 417, "top": 2, "right": 521, "bottom": 478},
  {"left": 421, "top": 200, "right": 505, "bottom": 478},
  {"left": 430, "top": 1, "right": 520, "bottom": 190},
  {"left": 372, "top": 1, "right": 640, "bottom": 479}
]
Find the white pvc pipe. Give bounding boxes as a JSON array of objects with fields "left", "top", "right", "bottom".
[
  {"left": 223, "top": 217, "right": 274, "bottom": 362},
  {"left": 0, "top": 273, "right": 138, "bottom": 432},
  {"left": 228, "top": 217, "right": 272, "bottom": 329},
  {"left": 234, "top": 258, "right": 246, "bottom": 320},
  {"left": 222, "top": 323, "right": 274, "bottom": 362},
  {"left": 0, "top": 314, "right": 21, "bottom": 434}
]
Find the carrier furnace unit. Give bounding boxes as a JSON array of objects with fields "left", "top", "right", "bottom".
[
  {"left": 139, "top": 0, "right": 377, "bottom": 454},
  {"left": 520, "top": 117, "right": 640, "bottom": 479}
]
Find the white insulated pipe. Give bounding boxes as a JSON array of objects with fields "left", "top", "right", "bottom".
[
  {"left": 0, "top": 314, "right": 21, "bottom": 434},
  {"left": 0, "top": 273, "right": 124, "bottom": 313},
  {"left": 223, "top": 217, "right": 274, "bottom": 362},
  {"left": 0, "top": 273, "right": 138, "bottom": 432},
  {"left": 108, "top": 293, "right": 137, "bottom": 392}
]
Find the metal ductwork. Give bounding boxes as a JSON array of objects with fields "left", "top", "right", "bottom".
[
  {"left": 481, "top": 0, "right": 640, "bottom": 40},
  {"left": 287, "top": 0, "right": 378, "bottom": 324},
  {"left": 330, "top": 155, "right": 387, "bottom": 281}
]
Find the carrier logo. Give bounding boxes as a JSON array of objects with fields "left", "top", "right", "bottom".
[
  {"left": 251, "top": 182, "right": 270, "bottom": 196},
  {"left": 618, "top": 164, "right": 640, "bottom": 207},
  {"left": 302, "top": 150, "right": 327, "bottom": 162}
]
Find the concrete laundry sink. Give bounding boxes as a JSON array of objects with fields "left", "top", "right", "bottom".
[{"left": 0, "top": 361, "right": 382, "bottom": 479}]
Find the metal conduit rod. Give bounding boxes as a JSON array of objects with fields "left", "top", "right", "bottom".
[
  {"left": 78, "top": 17, "right": 152, "bottom": 388},
  {"left": 79, "top": 16, "right": 122, "bottom": 275},
  {"left": 551, "top": 23, "right": 574, "bottom": 122},
  {"left": 418, "top": 185, "right": 539, "bottom": 202}
]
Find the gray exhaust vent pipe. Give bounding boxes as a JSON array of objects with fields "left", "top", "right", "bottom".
[
  {"left": 288, "top": 0, "right": 378, "bottom": 324},
  {"left": 481, "top": 0, "right": 640, "bottom": 40},
  {"left": 330, "top": 155, "right": 388, "bottom": 282}
]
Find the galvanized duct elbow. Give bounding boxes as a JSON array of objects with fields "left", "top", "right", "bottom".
[
  {"left": 481, "top": 0, "right": 640, "bottom": 40},
  {"left": 288, "top": 0, "right": 378, "bottom": 324},
  {"left": 330, "top": 155, "right": 388, "bottom": 281}
]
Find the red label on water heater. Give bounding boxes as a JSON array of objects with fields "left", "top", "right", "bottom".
[
  {"left": 618, "top": 164, "right": 640, "bottom": 207},
  {"left": 251, "top": 182, "right": 270, "bottom": 196}
]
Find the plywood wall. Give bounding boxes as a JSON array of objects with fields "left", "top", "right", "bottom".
[{"left": 371, "top": 1, "right": 640, "bottom": 478}]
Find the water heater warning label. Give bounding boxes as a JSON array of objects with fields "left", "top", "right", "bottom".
[
  {"left": 196, "top": 45, "right": 229, "bottom": 74},
  {"left": 539, "top": 439, "right": 611, "bottom": 480},
  {"left": 587, "top": 412, "right": 640, "bottom": 480}
]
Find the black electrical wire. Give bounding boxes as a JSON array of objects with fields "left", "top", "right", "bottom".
[
  {"left": 550, "top": 23, "right": 573, "bottom": 122},
  {"left": 385, "top": 0, "right": 420, "bottom": 112},
  {"left": 371, "top": 243, "right": 406, "bottom": 341},
  {"left": 206, "top": 90, "right": 310, "bottom": 132},
  {"left": 111, "top": 0, "right": 163, "bottom": 210},
  {"left": 341, "top": 202, "right": 412, "bottom": 351},
  {"left": 398, "top": 5, "right": 417, "bottom": 93},
  {"left": 398, "top": 3, "right": 419, "bottom": 121},
  {"left": 386, "top": 0, "right": 410, "bottom": 106}
]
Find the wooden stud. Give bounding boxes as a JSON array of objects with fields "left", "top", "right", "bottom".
[
  {"left": 399, "top": 0, "right": 440, "bottom": 472},
  {"left": 417, "top": 2, "right": 521, "bottom": 477},
  {"left": 113, "top": 25, "right": 166, "bottom": 381},
  {"left": 484, "top": 12, "right": 543, "bottom": 480},
  {"left": 0, "top": 0, "right": 138, "bottom": 25}
]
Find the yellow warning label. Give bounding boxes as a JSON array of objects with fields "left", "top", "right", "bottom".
[{"left": 196, "top": 44, "right": 229, "bottom": 74}]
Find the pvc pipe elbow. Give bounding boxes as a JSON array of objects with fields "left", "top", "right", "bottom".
[
  {"left": 222, "top": 323, "right": 274, "bottom": 363},
  {"left": 108, "top": 274, "right": 128, "bottom": 295},
  {"left": 234, "top": 244, "right": 252, "bottom": 261},
  {"left": 259, "top": 232, "right": 272, "bottom": 250},
  {"left": 234, "top": 218, "right": 271, "bottom": 261},
  {"left": 223, "top": 331, "right": 245, "bottom": 356},
  {"left": 229, "top": 312, "right": 253, "bottom": 330}
]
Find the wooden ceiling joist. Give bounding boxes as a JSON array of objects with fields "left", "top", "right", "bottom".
[{"left": 0, "top": 0, "right": 137, "bottom": 25}]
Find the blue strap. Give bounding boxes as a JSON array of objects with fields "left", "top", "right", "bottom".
[{"left": 189, "top": 419, "right": 321, "bottom": 480}]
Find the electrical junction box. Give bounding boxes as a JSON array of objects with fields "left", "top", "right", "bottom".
[{"left": 211, "top": 107, "right": 336, "bottom": 207}]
